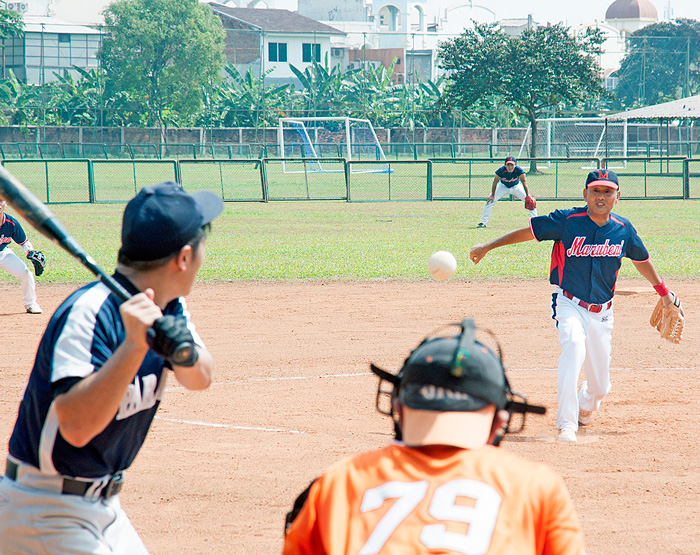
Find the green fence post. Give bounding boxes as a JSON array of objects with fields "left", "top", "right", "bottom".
[
  {"left": 175, "top": 160, "right": 182, "bottom": 184},
  {"left": 427, "top": 160, "right": 433, "bottom": 200},
  {"left": 260, "top": 158, "right": 268, "bottom": 202},
  {"left": 87, "top": 160, "right": 96, "bottom": 203}
]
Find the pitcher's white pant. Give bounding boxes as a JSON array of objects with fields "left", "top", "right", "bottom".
[
  {"left": 551, "top": 288, "right": 613, "bottom": 432},
  {"left": 479, "top": 181, "right": 538, "bottom": 225},
  {"left": 0, "top": 247, "right": 37, "bottom": 309}
]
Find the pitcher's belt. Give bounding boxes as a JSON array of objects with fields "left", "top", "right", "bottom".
[
  {"left": 562, "top": 290, "right": 612, "bottom": 313},
  {"left": 5, "top": 458, "right": 124, "bottom": 499}
]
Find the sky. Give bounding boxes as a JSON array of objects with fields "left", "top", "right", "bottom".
[
  {"left": 489, "top": 0, "right": 700, "bottom": 27},
  {"left": 51, "top": 0, "right": 700, "bottom": 26}
]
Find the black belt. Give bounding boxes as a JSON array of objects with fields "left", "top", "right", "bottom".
[
  {"left": 5, "top": 459, "right": 124, "bottom": 499},
  {"left": 562, "top": 290, "right": 612, "bottom": 313}
]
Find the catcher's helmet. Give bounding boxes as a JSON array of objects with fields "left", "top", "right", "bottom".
[{"left": 371, "top": 319, "right": 545, "bottom": 438}]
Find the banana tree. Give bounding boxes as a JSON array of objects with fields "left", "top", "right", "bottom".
[{"left": 215, "top": 64, "right": 291, "bottom": 128}]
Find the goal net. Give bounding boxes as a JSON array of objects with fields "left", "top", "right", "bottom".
[
  {"left": 278, "top": 117, "right": 390, "bottom": 173},
  {"left": 518, "top": 118, "right": 630, "bottom": 168}
]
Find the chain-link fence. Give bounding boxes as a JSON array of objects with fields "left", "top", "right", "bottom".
[
  {"left": 1, "top": 156, "right": 694, "bottom": 204},
  {"left": 179, "top": 160, "right": 265, "bottom": 201},
  {"left": 2, "top": 159, "right": 92, "bottom": 203},
  {"left": 91, "top": 160, "right": 178, "bottom": 203},
  {"left": 347, "top": 161, "right": 431, "bottom": 202},
  {"left": 684, "top": 159, "right": 700, "bottom": 199}
]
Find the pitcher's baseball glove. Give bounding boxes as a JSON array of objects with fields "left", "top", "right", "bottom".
[
  {"left": 26, "top": 250, "right": 46, "bottom": 277},
  {"left": 649, "top": 292, "right": 684, "bottom": 344},
  {"left": 525, "top": 194, "right": 536, "bottom": 210}
]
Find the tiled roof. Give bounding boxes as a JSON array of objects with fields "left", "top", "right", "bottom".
[{"left": 207, "top": 4, "right": 345, "bottom": 35}]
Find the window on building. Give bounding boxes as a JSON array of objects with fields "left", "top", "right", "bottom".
[
  {"left": 268, "top": 42, "right": 287, "bottom": 62},
  {"left": 302, "top": 43, "right": 321, "bottom": 63},
  {"left": 58, "top": 34, "right": 71, "bottom": 43}
]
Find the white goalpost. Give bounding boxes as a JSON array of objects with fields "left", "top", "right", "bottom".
[
  {"left": 278, "top": 117, "right": 391, "bottom": 173},
  {"left": 517, "top": 118, "right": 630, "bottom": 169}
]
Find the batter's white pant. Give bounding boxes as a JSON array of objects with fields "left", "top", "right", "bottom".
[
  {"left": 0, "top": 463, "right": 149, "bottom": 555},
  {"left": 0, "top": 247, "right": 37, "bottom": 309},
  {"left": 479, "top": 181, "right": 538, "bottom": 225},
  {"left": 551, "top": 288, "right": 614, "bottom": 432}
]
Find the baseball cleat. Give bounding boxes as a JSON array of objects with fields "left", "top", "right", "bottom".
[
  {"left": 557, "top": 429, "right": 577, "bottom": 443},
  {"left": 26, "top": 305, "right": 43, "bottom": 314},
  {"left": 578, "top": 408, "right": 592, "bottom": 426},
  {"left": 477, "top": 223, "right": 487, "bottom": 228}
]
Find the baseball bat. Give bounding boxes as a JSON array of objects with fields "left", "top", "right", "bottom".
[{"left": 0, "top": 165, "right": 194, "bottom": 364}]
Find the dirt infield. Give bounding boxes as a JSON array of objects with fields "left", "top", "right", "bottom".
[{"left": 1, "top": 278, "right": 699, "bottom": 554}]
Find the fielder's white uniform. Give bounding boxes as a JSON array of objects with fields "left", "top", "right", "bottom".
[
  {"left": 0, "top": 212, "right": 41, "bottom": 312},
  {"left": 480, "top": 164, "right": 537, "bottom": 226}
]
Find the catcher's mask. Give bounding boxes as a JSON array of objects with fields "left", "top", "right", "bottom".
[{"left": 370, "top": 318, "right": 546, "bottom": 444}]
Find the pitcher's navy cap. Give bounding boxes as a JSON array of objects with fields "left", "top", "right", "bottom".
[
  {"left": 120, "top": 182, "right": 223, "bottom": 261},
  {"left": 504, "top": 156, "right": 516, "bottom": 165},
  {"left": 586, "top": 169, "right": 619, "bottom": 190}
]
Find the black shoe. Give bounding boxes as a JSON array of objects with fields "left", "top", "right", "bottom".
[{"left": 477, "top": 223, "right": 486, "bottom": 228}]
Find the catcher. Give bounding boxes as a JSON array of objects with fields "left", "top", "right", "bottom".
[
  {"left": 283, "top": 319, "right": 585, "bottom": 554},
  {"left": 0, "top": 195, "right": 45, "bottom": 314},
  {"left": 477, "top": 156, "right": 537, "bottom": 228},
  {"left": 470, "top": 169, "right": 683, "bottom": 443}
]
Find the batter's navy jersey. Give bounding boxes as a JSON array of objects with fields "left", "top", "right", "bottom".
[
  {"left": 495, "top": 165, "right": 525, "bottom": 188},
  {"left": 0, "top": 213, "right": 28, "bottom": 251},
  {"left": 8, "top": 272, "right": 204, "bottom": 479},
  {"left": 530, "top": 207, "right": 649, "bottom": 304}
]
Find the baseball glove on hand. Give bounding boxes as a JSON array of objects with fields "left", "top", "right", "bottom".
[
  {"left": 649, "top": 292, "right": 684, "bottom": 344},
  {"left": 26, "top": 250, "right": 46, "bottom": 277},
  {"left": 525, "top": 194, "right": 537, "bottom": 210}
]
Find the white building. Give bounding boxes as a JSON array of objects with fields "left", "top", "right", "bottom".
[
  {"left": 574, "top": 0, "right": 659, "bottom": 90},
  {"left": 207, "top": 4, "right": 346, "bottom": 84},
  {"left": 1, "top": 16, "right": 101, "bottom": 84}
]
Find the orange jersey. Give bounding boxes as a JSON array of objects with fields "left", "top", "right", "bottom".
[{"left": 283, "top": 443, "right": 584, "bottom": 555}]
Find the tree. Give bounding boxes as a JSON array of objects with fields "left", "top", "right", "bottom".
[
  {"left": 438, "top": 22, "right": 606, "bottom": 172},
  {"left": 212, "top": 65, "right": 291, "bottom": 130},
  {"left": 616, "top": 18, "right": 700, "bottom": 107},
  {"left": 98, "top": 0, "right": 225, "bottom": 131}
]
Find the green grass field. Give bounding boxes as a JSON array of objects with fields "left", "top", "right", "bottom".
[{"left": 1, "top": 197, "right": 696, "bottom": 285}]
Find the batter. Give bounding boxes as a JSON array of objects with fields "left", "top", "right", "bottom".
[
  {"left": 469, "top": 169, "right": 676, "bottom": 442},
  {"left": 0, "top": 182, "right": 223, "bottom": 554}
]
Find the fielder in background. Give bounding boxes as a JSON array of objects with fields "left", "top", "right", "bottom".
[
  {"left": 283, "top": 318, "right": 585, "bottom": 555},
  {"left": 477, "top": 155, "right": 538, "bottom": 228},
  {"left": 0, "top": 195, "right": 45, "bottom": 314},
  {"left": 0, "top": 182, "right": 223, "bottom": 555},
  {"left": 470, "top": 169, "right": 682, "bottom": 443}
]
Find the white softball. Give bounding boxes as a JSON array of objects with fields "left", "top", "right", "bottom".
[{"left": 428, "top": 251, "right": 457, "bottom": 280}]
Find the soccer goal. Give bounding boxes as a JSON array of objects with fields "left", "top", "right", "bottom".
[
  {"left": 278, "top": 117, "right": 391, "bottom": 173},
  {"left": 518, "top": 118, "right": 630, "bottom": 169}
]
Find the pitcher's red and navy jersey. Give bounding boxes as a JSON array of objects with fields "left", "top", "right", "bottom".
[
  {"left": 495, "top": 165, "right": 525, "bottom": 188},
  {"left": 0, "top": 213, "right": 28, "bottom": 252},
  {"left": 283, "top": 443, "right": 584, "bottom": 555},
  {"left": 7, "top": 271, "right": 204, "bottom": 479},
  {"left": 530, "top": 207, "right": 649, "bottom": 304}
]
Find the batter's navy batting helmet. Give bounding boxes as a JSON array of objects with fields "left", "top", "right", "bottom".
[
  {"left": 120, "top": 181, "right": 223, "bottom": 261},
  {"left": 371, "top": 319, "right": 545, "bottom": 438}
]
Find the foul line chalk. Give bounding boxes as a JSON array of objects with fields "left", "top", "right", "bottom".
[
  {"left": 155, "top": 416, "right": 304, "bottom": 434},
  {"left": 166, "top": 371, "right": 373, "bottom": 392}
]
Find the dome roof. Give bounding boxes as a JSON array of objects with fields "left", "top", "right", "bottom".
[{"left": 606, "top": 0, "right": 658, "bottom": 20}]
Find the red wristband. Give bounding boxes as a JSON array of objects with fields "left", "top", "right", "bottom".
[{"left": 653, "top": 282, "right": 670, "bottom": 297}]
